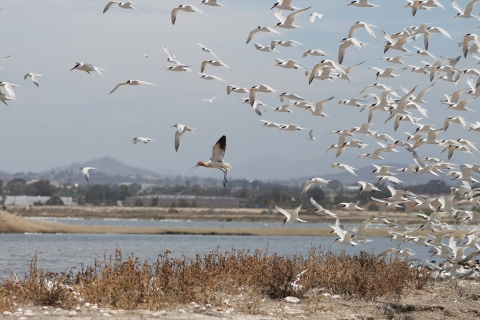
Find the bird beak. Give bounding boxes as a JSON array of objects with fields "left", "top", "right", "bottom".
[
  {"left": 69, "top": 67, "right": 75, "bottom": 71},
  {"left": 270, "top": 5, "right": 275, "bottom": 9}
]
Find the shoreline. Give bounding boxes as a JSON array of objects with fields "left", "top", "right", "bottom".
[{"left": 0, "top": 210, "right": 471, "bottom": 238}]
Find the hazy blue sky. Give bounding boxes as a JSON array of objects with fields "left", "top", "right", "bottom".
[{"left": 0, "top": 0, "right": 479, "bottom": 180}]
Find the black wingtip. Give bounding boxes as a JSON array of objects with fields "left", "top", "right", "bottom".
[{"left": 217, "top": 135, "right": 227, "bottom": 150}]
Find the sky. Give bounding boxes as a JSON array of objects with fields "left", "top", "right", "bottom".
[{"left": 0, "top": 0, "right": 480, "bottom": 180}]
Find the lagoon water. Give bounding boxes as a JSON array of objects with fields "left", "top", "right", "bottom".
[{"left": 0, "top": 218, "right": 438, "bottom": 277}]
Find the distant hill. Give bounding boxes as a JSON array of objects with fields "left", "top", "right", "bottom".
[{"left": 46, "top": 157, "right": 160, "bottom": 177}]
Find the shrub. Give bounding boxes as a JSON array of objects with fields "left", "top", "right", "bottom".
[{"left": 0, "top": 247, "right": 430, "bottom": 312}]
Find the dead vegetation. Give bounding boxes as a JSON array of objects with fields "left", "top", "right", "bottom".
[{"left": 0, "top": 247, "right": 430, "bottom": 313}]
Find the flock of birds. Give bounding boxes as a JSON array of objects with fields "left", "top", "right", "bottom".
[{"left": 3, "top": 0, "right": 480, "bottom": 279}]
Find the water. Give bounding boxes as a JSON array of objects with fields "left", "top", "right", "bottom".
[
  {"left": 25, "top": 217, "right": 337, "bottom": 229},
  {"left": 0, "top": 232, "right": 433, "bottom": 278}
]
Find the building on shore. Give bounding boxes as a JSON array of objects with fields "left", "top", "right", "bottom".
[
  {"left": 124, "top": 194, "right": 247, "bottom": 208},
  {"left": 3, "top": 196, "right": 76, "bottom": 206}
]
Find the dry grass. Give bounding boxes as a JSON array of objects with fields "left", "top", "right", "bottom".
[{"left": 0, "top": 247, "right": 430, "bottom": 312}]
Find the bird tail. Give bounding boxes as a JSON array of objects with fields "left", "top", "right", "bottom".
[{"left": 189, "top": 128, "right": 196, "bottom": 134}]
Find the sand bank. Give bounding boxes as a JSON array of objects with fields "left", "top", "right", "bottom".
[{"left": 0, "top": 210, "right": 470, "bottom": 238}]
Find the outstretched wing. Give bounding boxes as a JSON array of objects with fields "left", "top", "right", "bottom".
[
  {"left": 109, "top": 82, "right": 126, "bottom": 94},
  {"left": 275, "top": 205, "right": 291, "bottom": 219},
  {"left": 103, "top": 1, "right": 118, "bottom": 14},
  {"left": 211, "top": 135, "right": 226, "bottom": 161}
]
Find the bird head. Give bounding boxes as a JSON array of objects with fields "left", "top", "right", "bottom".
[
  {"left": 270, "top": 2, "right": 279, "bottom": 10},
  {"left": 275, "top": 22, "right": 282, "bottom": 27},
  {"left": 191, "top": 161, "right": 206, "bottom": 171}
]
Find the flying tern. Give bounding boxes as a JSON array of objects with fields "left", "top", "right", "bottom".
[
  {"left": 24, "top": 73, "right": 42, "bottom": 88},
  {"left": 171, "top": 5, "right": 205, "bottom": 25},
  {"left": 109, "top": 80, "right": 155, "bottom": 94}
]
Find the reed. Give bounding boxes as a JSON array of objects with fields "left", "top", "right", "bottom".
[{"left": 0, "top": 247, "right": 430, "bottom": 312}]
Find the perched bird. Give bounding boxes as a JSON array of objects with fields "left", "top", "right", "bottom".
[
  {"left": 109, "top": 80, "right": 155, "bottom": 94},
  {"left": 192, "top": 135, "right": 230, "bottom": 187},
  {"left": 79, "top": 167, "right": 96, "bottom": 182},
  {"left": 172, "top": 124, "right": 195, "bottom": 152},
  {"left": 24, "top": 73, "right": 42, "bottom": 87}
]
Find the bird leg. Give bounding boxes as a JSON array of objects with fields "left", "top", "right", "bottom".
[{"left": 219, "top": 168, "right": 228, "bottom": 187}]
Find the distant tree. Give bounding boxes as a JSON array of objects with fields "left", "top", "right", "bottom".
[
  {"left": 5, "top": 178, "right": 26, "bottom": 195},
  {"left": 178, "top": 199, "right": 188, "bottom": 207},
  {"left": 24, "top": 180, "right": 54, "bottom": 196},
  {"left": 134, "top": 199, "right": 144, "bottom": 207},
  {"left": 305, "top": 186, "right": 325, "bottom": 202},
  {"left": 45, "top": 196, "right": 64, "bottom": 206},
  {"left": 150, "top": 198, "right": 158, "bottom": 207},
  {"left": 233, "top": 187, "right": 248, "bottom": 199},
  {"left": 327, "top": 180, "right": 343, "bottom": 192}
]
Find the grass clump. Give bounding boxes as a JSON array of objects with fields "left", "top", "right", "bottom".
[{"left": 0, "top": 247, "right": 430, "bottom": 312}]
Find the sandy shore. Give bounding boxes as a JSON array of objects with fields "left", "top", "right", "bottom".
[
  {"left": 4, "top": 281, "right": 480, "bottom": 319},
  {"left": 7, "top": 205, "right": 445, "bottom": 223},
  {"left": 0, "top": 210, "right": 471, "bottom": 239}
]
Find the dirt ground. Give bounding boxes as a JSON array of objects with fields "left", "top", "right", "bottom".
[
  {"left": 6, "top": 205, "right": 450, "bottom": 224},
  {"left": 3, "top": 281, "right": 480, "bottom": 319}
]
